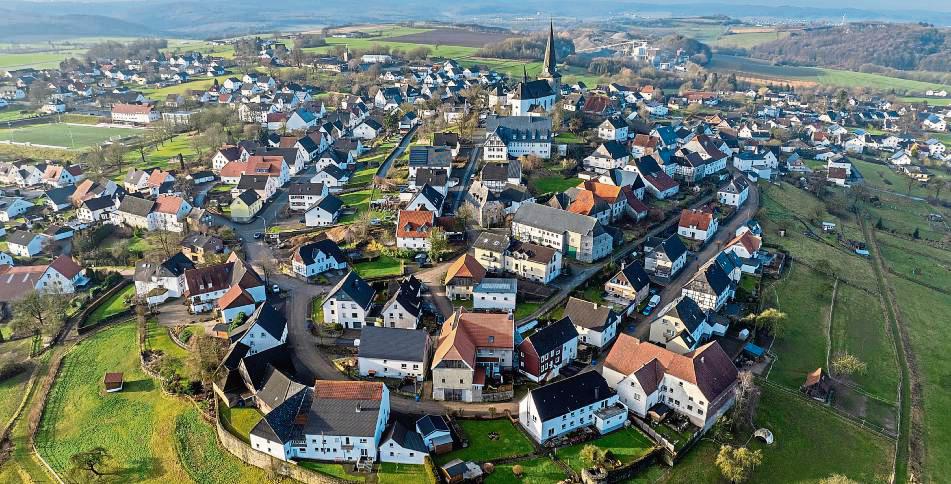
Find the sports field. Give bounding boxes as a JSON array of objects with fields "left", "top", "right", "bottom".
[{"left": 0, "top": 123, "right": 143, "bottom": 149}]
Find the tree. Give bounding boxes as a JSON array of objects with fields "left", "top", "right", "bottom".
[
  {"left": 187, "top": 334, "right": 226, "bottom": 384},
  {"left": 831, "top": 351, "right": 868, "bottom": 377},
  {"left": 912, "top": 227, "right": 920, "bottom": 239},
  {"left": 455, "top": 204, "right": 474, "bottom": 229},
  {"left": 715, "top": 445, "right": 763, "bottom": 483},
  {"left": 731, "top": 371, "right": 759, "bottom": 429},
  {"left": 69, "top": 447, "right": 112, "bottom": 478},
  {"left": 146, "top": 226, "right": 183, "bottom": 260},
  {"left": 819, "top": 474, "right": 859, "bottom": 484},
  {"left": 743, "top": 308, "right": 787, "bottom": 338},
  {"left": 580, "top": 444, "right": 607, "bottom": 468},
  {"left": 11, "top": 290, "right": 68, "bottom": 355},
  {"left": 428, "top": 227, "right": 449, "bottom": 263},
  {"left": 104, "top": 143, "right": 128, "bottom": 172}
]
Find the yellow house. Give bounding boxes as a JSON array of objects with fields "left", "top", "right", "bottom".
[{"left": 230, "top": 190, "right": 263, "bottom": 223}]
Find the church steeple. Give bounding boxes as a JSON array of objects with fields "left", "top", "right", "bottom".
[{"left": 538, "top": 20, "right": 562, "bottom": 99}]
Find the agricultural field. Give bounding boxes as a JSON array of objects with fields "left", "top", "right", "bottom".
[
  {"left": 897, "top": 96, "right": 951, "bottom": 106},
  {"left": 35, "top": 322, "right": 265, "bottom": 482},
  {"left": 385, "top": 28, "right": 513, "bottom": 48},
  {"left": 866, "top": 193, "right": 950, "bottom": 242},
  {"left": 830, "top": 284, "right": 899, "bottom": 402},
  {"left": 0, "top": 122, "right": 143, "bottom": 149},
  {"left": 710, "top": 54, "right": 951, "bottom": 93},
  {"left": 651, "top": 384, "right": 895, "bottom": 483},
  {"left": 710, "top": 30, "right": 790, "bottom": 49},
  {"left": 0, "top": 52, "right": 81, "bottom": 70},
  {"left": 850, "top": 158, "right": 944, "bottom": 202}
]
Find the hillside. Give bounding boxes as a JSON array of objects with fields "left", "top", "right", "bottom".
[{"left": 748, "top": 23, "right": 951, "bottom": 72}]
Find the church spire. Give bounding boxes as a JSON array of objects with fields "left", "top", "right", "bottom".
[
  {"left": 542, "top": 20, "right": 558, "bottom": 78},
  {"left": 523, "top": 65, "right": 528, "bottom": 83}
]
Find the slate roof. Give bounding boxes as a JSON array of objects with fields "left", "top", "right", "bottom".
[
  {"left": 669, "top": 296, "right": 707, "bottom": 333},
  {"left": 510, "top": 79, "right": 555, "bottom": 100},
  {"left": 45, "top": 185, "right": 76, "bottom": 206},
  {"left": 618, "top": 261, "right": 650, "bottom": 291},
  {"left": 313, "top": 194, "right": 344, "bottom": 214},
  {"left": 230, "top": 303, "right": 287, "bottom": 342},
  {"left": 485, "top": 115, "right": 552, "bottom": 144},
  {"left": 513, "top": 202, "right": 598, "bottom": 236},
  {"left": 383, "top": 420, "right": 428, "bottom": 453},
  {"left": 359, "top": 326, "right": 429, "bottom": 362},
  {"left": 288, "top": 182, "right": 325, "bottom": 196},
  {"left": 528, "top": 370, "right": 615, "bottom": 421},
  {"left": 416, "top": 415, "right": 450, "bottom": 438},
  {"left": 409, "top": 146, "right": 452, "bottom": 168},
  {"left": 563, "top": 297, "right": 618, "bottom": 332},
  {"left": 7, "top": 230, "right": 40, "bottom": 246},
  {"left": 134, "top": 252, "right": 195, "bottom": 282},
  {"left": 325, "top": 270, "right": 375, "bottom": 310},
  {"left": 657, "top": 234, "right": 687, "bottom": 262},
  {"left": 117, "top": 195, "right": 154, "bottom": 217},
  {"left": 524, "top": 317, "right": 578, "bottom": 355},
  {"left": 294, "top": 238, "right": 345, "bottom": 266}
]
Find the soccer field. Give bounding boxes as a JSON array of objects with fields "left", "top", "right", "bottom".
[{"left": 0, "top": 123, "right": 143, "bottom": 149}]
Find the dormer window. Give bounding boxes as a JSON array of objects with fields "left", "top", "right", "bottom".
[{"left": 488, "top": 335, "right": 495, "bottom": 344}]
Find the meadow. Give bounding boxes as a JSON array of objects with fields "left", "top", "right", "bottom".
[{"left": 0, "top": 123, "right": 143, "bottom": 149}]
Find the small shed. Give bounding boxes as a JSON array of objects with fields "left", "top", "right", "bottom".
[
  {"left": 800, "top": 367, "right": 831, "bottom": 401},
  {"left": 103, "top": 372, "right": 124, "bottom": 393}
]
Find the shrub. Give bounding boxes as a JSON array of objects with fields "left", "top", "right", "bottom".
[{"left": 512, "top": 464, "right": 524, "bottom": 477}]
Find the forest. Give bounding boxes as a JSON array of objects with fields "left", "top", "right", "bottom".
[
  {"left": 748, "top": 23, "right": 951, "bottom": 72},
  {"left": 476, "top": 33, "right": 575, "bottom": 60}
]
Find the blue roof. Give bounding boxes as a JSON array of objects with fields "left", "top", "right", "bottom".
[{"left": 743, "top": 342, "right": 765, "bottom": 357}]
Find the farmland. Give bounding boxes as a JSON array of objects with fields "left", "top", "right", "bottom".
[
  {"left": 0, "top": 122, "right": 143, "bottom": 149},
  {"left": 385, "top": 28, "right": 513, "bottom": 48},
  {"left": 710, "top": 54, "right": 951, "bottom": 93},
  {"left": 710, "top": 30, "right": 790, "bottom": 49}
]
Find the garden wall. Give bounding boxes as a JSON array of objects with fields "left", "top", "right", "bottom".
[{"left": 75, "top": 278, "right": 134, "bottom": 335}]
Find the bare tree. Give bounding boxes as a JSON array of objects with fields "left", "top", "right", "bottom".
[{"left": 11, "top": 290, "right": 69, "bottom": 355}]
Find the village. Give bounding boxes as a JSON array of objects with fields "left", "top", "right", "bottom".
[{"left": 0, "top": 17, "right": 948, "bottom": 484}]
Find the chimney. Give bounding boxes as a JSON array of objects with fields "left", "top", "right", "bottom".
[
  {"left": 595, "top": 386, "right": 599, "bottom": 400},
  {"left": 355, "top": 403, "right": 362, "bottom": 413},
  {"left": 700, "top": 356, "right": 705, "bottom": 364}
]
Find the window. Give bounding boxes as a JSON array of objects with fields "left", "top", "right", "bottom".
[{"left": 698, "top": 409, "right": 704, "bottom": 415}]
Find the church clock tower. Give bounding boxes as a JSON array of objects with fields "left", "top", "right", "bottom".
[{"left": 538, "top": 21, "right": 562, "bottom": 99}]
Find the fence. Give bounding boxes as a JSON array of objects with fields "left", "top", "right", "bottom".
[{"left": 581, "top": 447, "right": 663, "bottom": 484}]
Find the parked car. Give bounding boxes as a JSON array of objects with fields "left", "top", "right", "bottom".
[
  {"left": 642, "top": 294, "right": 661, "bottom": 316},
  {"left": 253, "top": 232, "right": 262, "bottom": 239},
  {"left": 272, "top": 283, "right": 281, "bottom": 294}
]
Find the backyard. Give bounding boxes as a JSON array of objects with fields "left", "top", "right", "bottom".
[
  {"left": 83, "top": 284, "right": 135, "bottom": 328},
  {"left": 353, "top": 255, "right": 403, "bottom": 280},
  {"left": 434, "top": 419, "right": 534, "bottom": 465}
]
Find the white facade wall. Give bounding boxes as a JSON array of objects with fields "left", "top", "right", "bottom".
[{"left": 358, "top": 357, "right": 426, "bottom": 381}]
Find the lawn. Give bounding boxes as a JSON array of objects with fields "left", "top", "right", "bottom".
[
  {"left": 83, "top": 284, "right": 134, "bottom": 327},
  {"left": 434, "top": 419, "right": 534, "bottom": 465},
  {"left": 556, "top": 427, "right": 655, "bottom": 473},
  {"left": 851, "top": 158, "right": 945, "bottom": 202},
  {"left": 513, "top": 301, "right": 541, "bottom": 321},
  {"left": 487, "top": 457, "right": 565, "bottom": 484},
  {"left": 866, "top": 193, "right": 949, "bottom": 242},
  {"left": 36, "top": 322, "right": 266, "bottom": 482},
  {"left": 553, "top": 132, "right": 583, "bottom": 144},
  {"left": 653, "top": 384, "right": 895, "bottom": 483},
  {"left": 138, "top": 74, "right": 234, "bottom": 98},
  {"left": 219, "top": 406, "right": 263, "bottom": 444},
  {"left": 884, "top": 253, "right": 951, "bottom": 482},
  {"left": 122, "top": 132, "right": 198, "bottom": 173},
  {"left": 300, "top": 461, "right": 361, "bottom": 482},
  {"left": 830, "top": 284, "right": 899, "bottom": 403},
  {"left": 144, "top": 320, "right": 190, "bottom": 378},
  {"left": 0, "top": 123, "right": 143, "bottom": 149},
  {"left": 354, "top": 255, "right": 403, "bottom": 280},
  {"left": 377, "top": 462, "right": 431, "bottom": 484},
  {"left": 762, "top": 264, "right": 834, "bottom": 390},
  {"left": 897, "top": 96, "right": 951, "bottom": 106},
  {"left": 877, "top": 232, "right": 951, "bottom": 292},
  {"left": 0, "top": 369, "right": 32, "bottom": 428},
  {"left": 347, "top": 166, "right": 378, "bottom": 187},
  {"left": 529, "top": 175, "right": 580, "bottom": 195},
  {"left": 0, "top": 109, "right": 40, "bottom": 123}
]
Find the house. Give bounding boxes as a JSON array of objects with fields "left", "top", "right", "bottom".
[
  {"left": 603, "top": 334, "right": 738, "bottom": 430},
  {"left": 645, "top": 234, "right": 688, "bottom": 278},
  {"left": 408, "top": 146, "right": 453, "bottom": 179},
  {"left": 77, "top": 196, "right": 117, "bottom": 223},
  {"left": 292, "top": 239, "right": 347, "bottom": 278},
  {"left": 723, "top": 231, "right": 762, "bottom": 273},
  {"left": 41, "top": 164, "right": 83, "bottom": 188},
  {"left": 396, "top": 210, "right": 435, "bottom": 251},
  {"left": 518, "top": 371, "right": 626, "bottom": 444},
  {"left": 518, "top": 317, "right": 579, "bottom": 382},
  {"left": 380, "top": 420, "right": 428, "bottom": 465},
  {"left": 563, "top": 297, "right": 621, "bottom": 349},
  {"left": 433, "top": 132, "right": 462, "bottom": 158},
  {"left": 0, "top": 197, "right": 32, "bottom": 222},
  {"left": 479, "top": 161, "right": 522, "bottom": 192},
  {"left": 358, "top": 326, "right": 430, "bottom": 381},
  {"left": 604, "top": 261, "right": 651, "bottom": 306},
  {"left": 180, "top": 233, "right": 228, "bottom": 264},
  {"left": 230, "top": 190, "right": 263, "bottom": 223},
  {"left": 921, "top": 113, "right": 946, "bottom": 132},
  {"left": 626, "top": 156, "right": 679, "bottom": 199},
  {"left": 288, "top": 182, "right": 328, "bottom": 211},
  {"left": 250, "top": 381, "right": 390, "bottom": 463},
  {"left": 228, "top": 303, "right": 288, "bottom": 356},
  {"left": 322, "top": 270, "right": 376, "bottom": 329},
  {"left": 416, "top": 415, "right": 453, "bottom": 454},
  {"left": 583, "top": 141, "right": 630, "bottom": 174},
  {"left": 511, "top": 203, "right": 612, "bottom": 263},
  {"left": 134, "top": 252, "right": 195, "bottom": 305},
  {"left": 717, "top": 176, "right": 750, "bottom": 207},
  {"left": 44, "top": 186, "right": 76, "bottom": 212},
  {"left": 233, "top": 174, "right": 277, "bottom": 201},
  {"left": 380, "top": 276, "right": 423, "bottom": 329},
  {"left": 598, "top": 117, "right": 628, "bottom": 141},
  {"left": 353, "top": 118, "right": 384, "bottom": 140},
  {"left": 444, "top": 254, "right": 487, "bottom": 300},
  {"left": 484, "top": 115, "right": 552, "bottom": 161},
  {"left": 303, "top": 194, "right": 344, "bottom": 227},
  {"left": 649, "top": 296, "right": 716, "bottom": 354},
  {"left": 6, "top": 230, "right": 44, "bottom": 258},
  {"left": 472, "top": 233, "right": 563, "bottom": 284},
  {"left": 430, "top": 310, "right": 515, "bottom": 402},
  {"left": 472, "top": 278, "right": 518, "bottom": 312},
  {"left": 183, "top": 254, "right": 265, "bottom": 313},
  {"left": 112, "top": 103, "right": 160, "bottom": 124},
  {"left": 678, "top": 209, "right": 718, "bottom": 243},
  {"left": 682, "top": 262, "right": 734, "bottom": 312}
]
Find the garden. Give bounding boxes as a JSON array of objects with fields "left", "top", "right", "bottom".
[{"left": 434, "top": 419, "right": 534, "bottom": 466}]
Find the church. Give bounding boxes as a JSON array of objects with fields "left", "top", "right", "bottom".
[{"left": 506, "top": 22, "right": 562, "bottom": 116}]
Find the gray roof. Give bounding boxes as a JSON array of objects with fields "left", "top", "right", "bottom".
[
  {"left": 563, "top": 297, "right": 618, "bottom": 332},
  {"left": 117, "top": 195, "right": 155, "bottom": 217},
  {"left": 474, "top": 277, "right": 517, "bottom": 294},
  {"left": 359, "top": 326, "right": 428, "bottom": 362},
  {"left": 134, "top": 252, "right": 195, "bottom": 282},
  {"left": 409, "top": 146, "right": 452, "bottom": 168},
  {"left": 325, "top": 270, "right": 375, "bottom": 309},
  {"left": 7, "top": 230, "right": 40, "bottom": 246},
  {"left": 472, "top": 231, "right": 510, "bottom": 252},
  {"left": 485, "top": 115, "right": 552, "bottom": 144},
  {"left": 513, "top": 202, "right": 598, "bottom": 236}
]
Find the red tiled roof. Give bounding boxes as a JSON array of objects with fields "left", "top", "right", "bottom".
[
  {"left": 314, "top": 380, "right": 383, "bottom": 401},
  {"left": 432, "top": 311, "right": 514, "bottom": 368},
  {"left": 112, "top": 103, "right": 153, "bottom": 114},
  {"left": 396, "top": 210, "right": 434, "bottom": 239},
  {"left": 48, "top": 255, "right": 82, "bottom": 279},
  {"left": 679, "top": 209, "right": 714, "bottom": 230},
  {"left": 217, "top": 284, "right": 254, "bottom": 310},
  {"left": 445, "top": 254, "right": 486, "bottom": 283},
  {"left": 147, "top": 169, "right": 171, "bottom": 187},
  {"left": 153, "top": 195, "right": 185, "bottom": 215}
]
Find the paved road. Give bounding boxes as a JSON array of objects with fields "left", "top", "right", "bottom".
[
  {"left": 376, "top": 124, "right": 418, "bottom": 178},
  {"left": 628, "top": 180, "right": 761, "bottom": 340},
  {"left": 448, "top": 141, "right": 483, "bottom": 214}
]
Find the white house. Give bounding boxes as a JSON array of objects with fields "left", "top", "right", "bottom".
[
  {"left": 228, "top": 303, "right": 287, "bottom": 356},
  {"left": 677, "top": 209, "right": 718, "bottom": 243},
  {"left": 380, "top": 421, "right": 428, "bottom": 465},
  {"left": 598, "top": 117, "right": 628, "bottom": 141},
  {"left": 717, "top": 176, "right": 750, "bottom": 207},
  {"left": 380, "top": 276, "right": 423, "bottom": 330},
  {"left": 395, "top": 210, "right": 435, "bottom": 251},
  {"left": 484, "top": 116, "right": 552, "bottom": 161},
  {"left": 133, "top": 252, "right": 195, "bottom": 305},
  {"left": 292, "top": 239, "right": 347, "bottom": 278},
  {"left": 0, "top": 197, "right": 32, "bottom": 222},
  {"left": 562, "top": 297, "right": 620, "bottom": 349},
  {"left": 358, "top": 326, "right": 430, "bottom": 382},
  {"left": 303, "top": 195, "right": 344, "bottom": 227},
  {"left": 472, "top": 278, "right": 517, "bottom": 312},
  {"left": 518, "top": 371, "right": 627, "bottom": 444},
  {"left": 111, "top": 103, "right": 160, "bottom": 124},
  {"left": 602, "top": 334, "right": 738, "bottom": 430},
  {"left": 649, "top": 296, "right": 717, "bottom": 354},
  {"left": 250, "top": 381, "right": 390, "bottom": 463},
  {"left": 6, "top": 230, "right": 44, "bottom": 258},
  {"left": 322, "top": 271, "right": 376, "bottom": 329}
]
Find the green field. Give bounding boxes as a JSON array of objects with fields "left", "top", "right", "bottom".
[
  {"left": 219, "top": 406, "right": 263, "bottom": 444},
  {"left": 487, "top": 457, "right": 564, "bottom": 484},
  {"left": 710, "top": 54, "right": 951, "bottom": 93},
  {"left": 556, "top": 427, "right": 655, "bottom": 473},
  {"left": 36, "top": 322, "right": 265, "bottom": 482},
  {"left": 711, "top": 31, "right": 790, "bottom": 49},
  {"left": 0, "top": 52, "right": 80, "bottom": 70},
  {"left": 654, "top": 384, "right": 895, "bottom": 483},
  {"left": 83, "top": 284, "right": 134, "bottom": 327},
  {"left": 354, "top": 255, "right": 403, "bottom": 279},
  {"left": 144, "top": 320, "right": 190, "bottom": 378},
  {"left": 529, "top": 175, "right": 580, "bottom": 195},
  {"left": 139, "top": 74, "right": 235, "bottom": 98},
  {"left": 897, "top": 96, "right": 951, "bottom": 106},
  {"left": 123, "top": 132, "right": 198, "bottom": 173},
  {"left": 830, "top": 284, "right": 898, "bottom": 402},
  {"left": 0, "top": 369, "right": 32, "bottom": 428},
  {"left": 434, "top": 419, "right": 534, "bottom": 465},
  {"left": 851, "top": 158, "right": 947, "bottom": 202},
  {"left": 0, "top": 123, "right": 143, "bottom": 149}
]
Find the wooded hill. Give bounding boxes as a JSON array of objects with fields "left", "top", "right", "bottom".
[{"left": 748, "top": 23, "right": 951, "bottom": 72}]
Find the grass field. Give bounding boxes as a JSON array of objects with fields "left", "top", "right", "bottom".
[
  {"left": 0, "top": 109, "right": 40, "bottom": 123},
  {"left": 877, "top": 233, "right": 951, "bottom": 292},
  {"left": 897, "top": 96, "right": 951, "bottom": 106},
  {"left": 353, "top": 255, "right": 403, "bottom": 279},
  {"left": 653, "top": 384, "right": 895, "bottom": 483},
  {"left": 377, "top": 462, "right": 430, "bottom": 484},
  {"left": 763, "top": 264, "right": 833, "bottom": 390},
  {"left": 851, "top": 158, "right": 947, "bottom": 202},
  {"left": 122, "top": 132, "right": 197, "bottom": 173},
  {"left": 710, "top": 54, "right": 951, "bottom": 93},
  {"left": 139, "top": 74, "right": 235, "bottom": 98},
  {"left": 866, "top": 193, "right": 949, "bottom": 242},
  {"left": 300, "top": 461, "right": 361, "bottom": 482},
  {"left": 434, "top": 419, "right": 534, "bottom": 465},
  {"left": 0, "top": 52, "right": 79, "bottom": 70},
  {"left": 830, "top": 284, "right": 898, "bottom": 402},
  {"left": 83, "top": 284, "right": 134, "bottom": 327},
  {"left": 0, "top": 123, "right": 143, "bottom": 149},
  {"left": 529, "top": 175, "right": 580, "bottom": 195},
  {"left": 556, "top": 427, "right": 655, "bottom": 473},
  {"left": 36, "top": 322, "right": 265, "bottom": 482},
  {"left": 0, "top": 369, "right": 31, "bottom": 428},
  {"left": 711, "top": 31, "right": 790, "bottom": 48},
  {"left": 144, "top": 320, "right": 190, "bottom": 378}
]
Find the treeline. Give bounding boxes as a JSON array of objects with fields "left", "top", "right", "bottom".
[
  {"left": 295, "top": 34, "right": 327, "bottom": 49},
  {"left": 748, "top": 23, "right": 951, "bottom": 72},
  {"left": 85, "top": 38, "right": 168, "bottom": 61},
  {"left": 656, "top": 35, "right": 712, "bottom": 65},
  {"left": 476, "top": 33, "right": 575, "bottom": 60}
]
